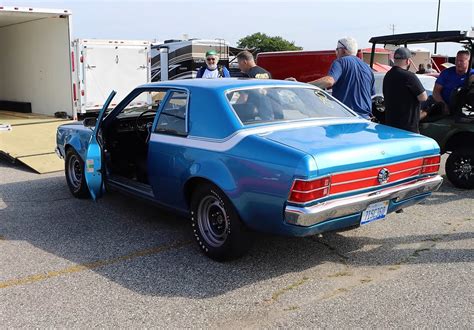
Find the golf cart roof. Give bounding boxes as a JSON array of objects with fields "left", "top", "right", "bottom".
[{"left": 369, "top": 30, "right": 474, "bottom": 46}]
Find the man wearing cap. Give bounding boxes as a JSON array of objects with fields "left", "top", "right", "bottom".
[
  {"left": 196, "top": 50, "right": 230, "bottom": 79},
  {"left": 308, "top": 37, "right": 375, "bottom": 119},
  {"left": 383, "top": 47, "right": 427, "bottom": 133}
]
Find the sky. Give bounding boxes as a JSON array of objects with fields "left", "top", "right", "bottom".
[{"left": 3, "top": 0, "right": 473, "bottom": 56}]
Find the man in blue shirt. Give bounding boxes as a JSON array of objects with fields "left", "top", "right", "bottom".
[
  {"left": 309, "top": 37, "right": 375, "bottom": 119},
  {"left": 433, "top": 50, "right": 474, "bottom": 114}
]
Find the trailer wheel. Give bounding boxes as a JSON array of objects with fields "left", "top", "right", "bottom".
[{"left": 65, "top": 149, "right": 90, "bottom": 198}]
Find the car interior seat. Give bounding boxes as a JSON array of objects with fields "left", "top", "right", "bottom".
[{"left": 232, "top": 103, "right": 257, "bottom": 123}]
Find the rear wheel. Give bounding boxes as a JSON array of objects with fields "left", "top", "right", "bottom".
[
  {"left": 190, "top": 183, "right": 252, "bottom": 261},
  {"left": 65, "top": 149, "right": 90, "bottom": 198},
  {"left": 446, "top": 148, "right": 474, "bottom": 189}
]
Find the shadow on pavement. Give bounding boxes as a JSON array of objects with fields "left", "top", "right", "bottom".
[{"left": 1, "top": 160, "right": 472, "bottom": 298}]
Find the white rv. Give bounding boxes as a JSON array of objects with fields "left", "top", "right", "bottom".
[{"left": 151, "top": 39, "right": 229, "bottom": 81}]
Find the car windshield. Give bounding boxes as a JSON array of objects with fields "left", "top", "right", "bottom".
[{"left": 226, "top": 87, "right": 354, "bottom": 125}]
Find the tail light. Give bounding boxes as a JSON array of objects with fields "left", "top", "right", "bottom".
[
  {"left": 421, "top": 155, "right": 440, "bottom": 174},
  {"left": 289, "top": 176, "right": 331, "bottom": 203}
]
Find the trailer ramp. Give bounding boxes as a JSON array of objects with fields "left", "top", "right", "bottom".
[{"left": 0, "top": 111, "right": 69, "bottom": 173}]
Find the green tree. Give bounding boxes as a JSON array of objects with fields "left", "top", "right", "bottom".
[{"left": 237, "top": 32, "right": 302, "bottom": 54}]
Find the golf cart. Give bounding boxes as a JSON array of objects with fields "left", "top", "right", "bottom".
[{"left": 368, "top": 30, "right": 474, "bottom": 189}]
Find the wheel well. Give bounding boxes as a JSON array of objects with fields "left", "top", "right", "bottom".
[
  {"left": 183, "top": 177, "right": 218, "bottom": 207},
  {"left": 445, "top": 132, "right": 474, "bottom": 152},
  {"left": 64, "top": 145, "right": 78, "bottom": 159}
]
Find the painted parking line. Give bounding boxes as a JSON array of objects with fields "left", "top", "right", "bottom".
[{"left": 0, "top": 240, "right": 191, "bottom": 290}]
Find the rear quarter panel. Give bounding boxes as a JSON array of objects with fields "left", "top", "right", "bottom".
[{"left": 148, "top": 134, "right": 313, "bottom": 234}]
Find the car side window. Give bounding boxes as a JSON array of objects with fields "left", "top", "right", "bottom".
[{"left": 155, "top": 91, "right": 188, "bottom": 136}]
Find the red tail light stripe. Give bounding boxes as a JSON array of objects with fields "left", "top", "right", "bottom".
[
  {"left": 331, "top": 166, "right": 423, "bottom": 187},
  {"left": 388, "top": 168, "right": 423, "bottom": 183},
  {"left": 331, "top": 167, "right": 425, "bottom": 194},
  {"left": 288, "top": 155, "right": 440, "bottom": 204},
  {"left": 331, "top": 178, "right": 379, "bottom": 194},
  {"left": 292, "top": 186, "right": 329, "bottom": 194},
  {"left": 332, "top": 159, "right": 424, "bottom": 184},
  {"left": 422, "top": 165, "right": 440, "bottom": 174},
  {"left": 331, "top": 175, "right": 379, "bottom": 186}
]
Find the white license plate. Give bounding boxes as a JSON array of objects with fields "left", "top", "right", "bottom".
[{"left": 360, "top": 201, "right": 389, "bottom": 225}]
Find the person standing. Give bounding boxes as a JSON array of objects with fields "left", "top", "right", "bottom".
[
  {"left": 383, "top": 47, "right": 427, "bottom": 133},
  {"left": 432, "top": 50, "right": 474, "bottom": 114},
  {"left": 308, "top": 37, "right": 375, "bottom": 119},
  {"left": 236, "top": 50, "right": 272, "bottom": 79},
  {"left": 196, "top": 50, "right": 230, "bottom": 79}
]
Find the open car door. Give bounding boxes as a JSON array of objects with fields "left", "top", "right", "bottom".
[{"left": 85, "top": 91, "right": 116, "bottom": 201}]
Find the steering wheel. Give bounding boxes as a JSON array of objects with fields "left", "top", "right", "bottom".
[{"left": 135, "top": 109, "right": 157, "bottom": 143}]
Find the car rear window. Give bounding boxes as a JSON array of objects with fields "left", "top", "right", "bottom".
[{"left": 226, "top": 87, "right": 354, "bottom": 125}]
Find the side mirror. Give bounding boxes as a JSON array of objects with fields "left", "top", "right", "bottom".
[{"left": 83, "top": 117, "right": 97, "bottom": 128}]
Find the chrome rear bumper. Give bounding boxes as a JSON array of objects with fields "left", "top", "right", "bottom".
[{"left": 285, "top": 175, "right": 443, "bottom": 227}]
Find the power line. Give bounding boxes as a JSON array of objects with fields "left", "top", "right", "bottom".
[{"left": 389, "top": 24, "right": 396, "bottom": 35}]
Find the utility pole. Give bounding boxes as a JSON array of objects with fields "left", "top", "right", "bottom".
[
  {"left": 434, "top": 0, "right": 441, "bottom": 53},
  {"left": 389, "top": 24, "right": 396, "bottom": 35}
]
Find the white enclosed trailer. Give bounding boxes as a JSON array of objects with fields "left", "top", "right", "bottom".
[
  {"left": 0, "top": 6, "right": 74, "bottom": 117},
  {"left": 73, "top": 39, "right": 151, "bottom": 115}
]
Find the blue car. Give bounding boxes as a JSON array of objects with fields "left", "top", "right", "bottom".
[{"left": 56, "top": 79, "right": 443, "bottom": 260}]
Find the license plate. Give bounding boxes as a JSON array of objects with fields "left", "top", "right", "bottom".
[{"left": 360, "top": 201, "right": 389, "bottom": 225}]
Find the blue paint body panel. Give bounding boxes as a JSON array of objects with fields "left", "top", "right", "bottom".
[{"left": 56, "top": 79, "right": 441, "bottom": 237}]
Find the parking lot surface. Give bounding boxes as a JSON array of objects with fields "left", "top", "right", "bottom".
[{"left": 1, "top": 157, "right": 473, "bottom": 327}]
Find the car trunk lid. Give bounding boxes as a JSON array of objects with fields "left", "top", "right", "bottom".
[{"left": 259, "top": 121, "right": 439, "bottom": 176}]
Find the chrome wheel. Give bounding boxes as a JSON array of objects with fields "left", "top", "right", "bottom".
[
  {"left": 446, "top": 149, "right": 474, "bottom": 189},
  {"left": 197, "top": 195, "right": 229, "bottom": 248},
  {"left": 452, "top": 156, "right": 473, "bottom": 180}
]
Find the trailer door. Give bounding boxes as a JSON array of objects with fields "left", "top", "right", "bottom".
[{"left": 83, "top": 45, "right": 149, "bottom": 111}]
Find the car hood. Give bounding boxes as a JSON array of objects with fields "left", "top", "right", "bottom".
[{"left": 259, "top": 121, "right": 439, "bottom": 175}]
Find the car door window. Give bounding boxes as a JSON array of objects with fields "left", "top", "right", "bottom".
[{"left": 155, "top": 91, "right": 188, "bottom": 136}]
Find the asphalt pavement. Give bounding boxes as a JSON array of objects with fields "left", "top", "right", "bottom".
[{"left": 1, "top": 156, "right": 472, "bottom": 327}]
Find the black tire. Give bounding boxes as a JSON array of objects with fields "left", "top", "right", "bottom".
[
  {"left": 190, "top": 183, "right": 252, "bottom": 261},
  {"left": 65, "top": 149, "right": 91, "bottom": 198},
  {"left": 445, "top": 148, "right": 474, "bottom": 189}
]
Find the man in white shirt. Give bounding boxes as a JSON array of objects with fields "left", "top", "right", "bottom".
[{"left": 196, "top": 50, "right": 230, "bottom": 79}]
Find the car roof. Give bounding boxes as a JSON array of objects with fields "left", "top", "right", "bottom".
[
  {"left": 369, "top": 30, "right": 474, "bottom": 45},
  {"left": 137, "top": 78, "right": 309, "bottom": 91}
]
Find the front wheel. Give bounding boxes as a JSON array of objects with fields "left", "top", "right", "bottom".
[
  {"left": 65, "top": 149, "right": 90, "bottom": 198},
  {"left": 445, "top": 148, "right": 474, "bottom": 189},
  {"left": 190, "top": 183, "right": 252, "bottom": 261}
]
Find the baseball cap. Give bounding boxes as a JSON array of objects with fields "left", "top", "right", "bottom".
[
  {"left": 205, "top": 50, "right": 218, "bottom": 57},
  {"left": 394, "top": 47, "right": 413, "bottom": 60}
]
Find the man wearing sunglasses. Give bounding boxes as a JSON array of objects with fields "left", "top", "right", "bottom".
[
  {"left": 196, "top": 50, "right": 231, "bottom": 79},
  {"left": 308, "top": 37, "right": 375, "bottom": 120}
]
